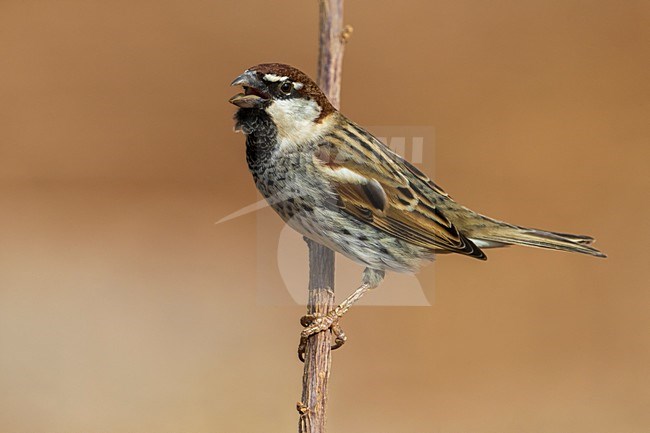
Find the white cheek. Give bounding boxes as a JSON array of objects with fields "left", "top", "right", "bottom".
[{"left": 266, "top": 99, "right": 329, "bottom": 149}]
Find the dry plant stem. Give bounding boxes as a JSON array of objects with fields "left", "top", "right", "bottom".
[
  {"left": 299, "top": 241, "right": 335, "bottom": 433},
  {"left": 317, "top": 0, "right": 348, "bottom": 109},
  {"left": 298, "top": 1, "right": 349, "bottom": 432}
]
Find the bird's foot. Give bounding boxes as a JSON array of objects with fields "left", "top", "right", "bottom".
[{"left": 298, "top": 312, "right": 347, "bottom": 362}]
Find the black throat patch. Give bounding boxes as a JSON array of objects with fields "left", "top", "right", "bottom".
[{"left": 234, "top": 108, "right": 278, "bottom": 176}]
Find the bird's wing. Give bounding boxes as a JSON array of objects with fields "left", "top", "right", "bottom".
[{"left": 314, "top": 120, "right": 486, "bottom": 260}]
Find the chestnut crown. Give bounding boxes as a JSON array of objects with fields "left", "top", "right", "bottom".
[{"left": 230, "top": 63, "right": 335, "bottom": 118}]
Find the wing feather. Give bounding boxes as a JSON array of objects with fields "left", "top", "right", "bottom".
[{"left": 315, "top": 122, "right": 486, "bottom": 260}]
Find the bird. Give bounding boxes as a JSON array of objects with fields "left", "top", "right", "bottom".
[{"left": 229, "top": 63, "right": 606, "bottom": 360}]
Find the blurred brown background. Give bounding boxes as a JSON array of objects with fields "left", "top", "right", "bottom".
[{"left": 1, "top": 0, "right": 649, "bottom": 432}]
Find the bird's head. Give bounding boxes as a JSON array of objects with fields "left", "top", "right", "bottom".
[{"left": 230, "top": 63, "right": 336, "bottom": 143}]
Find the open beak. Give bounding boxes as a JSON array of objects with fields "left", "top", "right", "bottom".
[{"left": 229, "top": 70, "right": 270, "bottom": 108}]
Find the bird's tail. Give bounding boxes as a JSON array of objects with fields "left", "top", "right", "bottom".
[{"left": 462, "top": 212, "right": 607, "bottom": 258}]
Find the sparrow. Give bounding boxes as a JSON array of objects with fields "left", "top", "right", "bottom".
[{"left": 229, "top": 63, "right": 606, "bottom": 360}]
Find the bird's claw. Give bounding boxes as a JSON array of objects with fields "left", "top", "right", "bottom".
[{"left": 298, "top": 313, "right": 347, "bottom": 362}]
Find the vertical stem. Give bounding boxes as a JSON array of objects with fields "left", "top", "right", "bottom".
[
  {"left": 299, "top": 241, "right": 335, "bottom": 433},
  {"left": 317, "top": 0, "right": 347, "bottom": 110},
  {"left": 298, "top": 1, "right": 349, "bottom": 433}
]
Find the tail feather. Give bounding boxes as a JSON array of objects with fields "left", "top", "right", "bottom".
[
  {"left": 544, "top": 231, "right": 595, "bottom": 245},
  {"left": 491, "top": 228, "right": 606, "bottom": 258},
  {"left": 462, "top": 214, "right": 606, "bottom": 258}
]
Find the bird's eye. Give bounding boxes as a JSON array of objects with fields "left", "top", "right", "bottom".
[{"left": 279, "top": 81, "right": 293, "bottom": 95}]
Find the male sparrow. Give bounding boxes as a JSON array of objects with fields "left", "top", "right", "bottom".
[{"left": 229, "top": 63, "right": 605, "bottom": 360}]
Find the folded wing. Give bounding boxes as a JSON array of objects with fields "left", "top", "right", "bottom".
[{"left": 315, "top": 122, "right": 486, "bottom": 260}]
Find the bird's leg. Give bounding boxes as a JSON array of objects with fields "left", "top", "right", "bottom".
[
  {"left": 298, "top": 268, "right": 384, "bottom": 361},
  {"left": 298, "top": 282, "right": 369, "bottom": 361}
]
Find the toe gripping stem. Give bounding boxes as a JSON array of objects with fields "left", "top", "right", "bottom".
[
  {"left": 298, "top": 312, "right": 347, "bottom": 362},
  {"left": 297, "top": 275, "right": 380, "bottom": 362}
]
